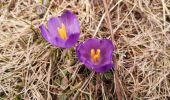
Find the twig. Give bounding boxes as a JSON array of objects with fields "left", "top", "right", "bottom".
[
  {"left": 42, "top": 0, "right": 54, "bottom": 23},
  {"left": 93, "top": 0, "right": 123, "bottom": 38},
  {"left": 73, "top": 71, "right": 95, "bottom": 100},
  {"left": 102, "top": 0, "right": 114, "bottom": 41}
]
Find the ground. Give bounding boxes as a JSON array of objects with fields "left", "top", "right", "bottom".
[{"left": 0, "top": 0, "right": 170, "bottom": 100}]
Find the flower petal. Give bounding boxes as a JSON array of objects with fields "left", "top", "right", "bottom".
[
  {"left": 93, "top": 63, "right": 114, "bottom": 73},
  {"left": 76, "top": 38, "right": 114, "bottom": 65},
  {"left": 98, "top": 39, "right": 115, "bottom": 65},
  {"left": 40, "top": 10, "right": 80, "bottom": 49},
  {"left": 79, "top": 38, "right": 101, "bottom": 52},
  {"left": 76, "top": 38, "right": 115, "bottom": 73},
  {"left": 65, "top": 33, "right": 80, "bottom": 48},
  {"left": 76, "top": 41, "right": 91, "bottom": 64},
  {"left": 60, "top": 10, "right": 80, "bottom": 36},
  {"left": 40, "top": 24, "right": 66, "bottom": 48},
  {"left": 76, "top": 38, "right": 101, "bottom": 65},
  {"left": 39, "top": 24, "right": 51, "bottom": 42},
  {"left": 48, "top": 17, "right": 61, "bottom": 37},
  {"left": 51, "top": 38, "right": 66, "bottom": 48}
]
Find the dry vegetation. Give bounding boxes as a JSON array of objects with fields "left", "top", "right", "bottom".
[{"left": 0, "top": 0, "right": 170, "bottom": 99}]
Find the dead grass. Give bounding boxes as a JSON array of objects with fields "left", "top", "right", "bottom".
[{"left": 0, "top": 0, "right": 170, "bottom": 99}]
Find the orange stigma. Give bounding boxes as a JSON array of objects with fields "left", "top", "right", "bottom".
[
  {"left": 57, "top": 23, "right": 67, "bottom": 40},
  {"left": 90, "top": 49, "right": 101, "bottom": 62}
]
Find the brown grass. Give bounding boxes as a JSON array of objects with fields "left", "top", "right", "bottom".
[{"left": 0, "top": 0, "right": 170, "bottom": 99}]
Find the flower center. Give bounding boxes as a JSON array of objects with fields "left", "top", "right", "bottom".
[
  {"left": 90, "top": 49, "right": 101, "bottom": 62},
  {"left": 57, "top": 23, "right": 67, "bottom": 40}
]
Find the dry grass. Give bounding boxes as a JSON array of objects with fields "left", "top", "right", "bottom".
[{"left": 0, "top": 0, "right": 170, "bottom": 99}]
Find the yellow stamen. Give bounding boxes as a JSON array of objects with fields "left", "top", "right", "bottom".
[
  {"left": 57, "top": 23, "right": 67, "bottom": 40},
  {"left": 90, "top": 49, "right": 101, "bottom": 62}
]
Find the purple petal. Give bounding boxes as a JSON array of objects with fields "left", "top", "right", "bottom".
[
  {"left": 76, "top": 38, "right": 114, "bottom": 64},
  {"left": 78, "top": 38, "right": 101, "bottom": 53},
  {"left": 39, "top": 24, "right": 50, "bottom": 42},
  {"left": 40, "top": 24, "right": 66, "bottom": 48},
  {"left": 76, "top": 38, "right": 115, "bottom": 73},
  {"left": 60, "top": 10, "right": 80, "bottom": 36},
  {"left": 76, "top": 41, "right": 91, "bottom": 64},
  {"left": 98, "top": 39, "right": 115, "bottom": 65},
  {"left": 51, "top": 38, "right": 66, "bottom": 48},
  {"left": 76, "top": 39, "right": 101, "bottom": 64},
  {"left": 93, "top": 63, "right": 114, "bottom": 73},
  {"left": 65, "top": 33, "right": 80, "bottom": 48},
  {"left": 40, "top": 10, "right": 80, "bottom": 48},
  {"left": 48, "top": 17, "right": 61, "bottom": 37}
]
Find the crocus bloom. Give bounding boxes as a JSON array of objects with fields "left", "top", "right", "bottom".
[
  {"left": 39, "top": 10, "right": 80, "bottom": 48},
  {"left": 76, "top": 38, "right": 115, "bottom": 73}
]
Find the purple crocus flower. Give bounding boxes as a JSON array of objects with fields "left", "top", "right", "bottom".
[
  {"left": 76, "top": 38, "right": 115, "bottom": 73},
  {"left": 39, "top": 10, "right": 80, "bottom": 48}
]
